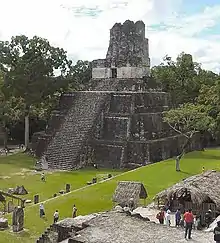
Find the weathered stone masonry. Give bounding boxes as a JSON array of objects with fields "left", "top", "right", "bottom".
[
  {"left": 92, "top": 20, "right": 150, "bottom": 79},
  {"left": 32, "top": 20, "right": 201, "bottom": 170}
]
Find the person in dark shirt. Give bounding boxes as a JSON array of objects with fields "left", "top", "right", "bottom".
[
  {"left": 156, "top": 208, "right": 165, "bottom": 224},
  {"left": 214, "top": 221, "right": 220, "bottom": 243},
  {"left": 175, "top": 209, "right": 181, "bottom": 227}
]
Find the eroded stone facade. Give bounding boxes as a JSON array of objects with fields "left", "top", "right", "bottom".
[
  {"left": 32, "top": 20, "right": 201, "bottom": 170},
  {"left": 92, "top": 20, "right": 150, "bottom": 79}
]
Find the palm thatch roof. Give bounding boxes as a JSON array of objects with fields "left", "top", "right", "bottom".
[
  {"left": 113, "top": 181, "right": 147, "bottom": 206},
  {"left": 154, "top": 171, "right": 220, "bottom": 209}
]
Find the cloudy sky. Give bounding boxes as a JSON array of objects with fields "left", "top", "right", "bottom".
[{"left": 0, "top": 0, "right": 220, "bottom": 73}]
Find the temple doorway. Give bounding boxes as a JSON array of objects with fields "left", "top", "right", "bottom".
[{"left": 111, "top": 68, "right": 117, "bottom": 78}]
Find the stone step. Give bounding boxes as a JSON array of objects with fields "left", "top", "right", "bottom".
[{"left": 42, "top": 79, "right": 120, "bottom": 170}]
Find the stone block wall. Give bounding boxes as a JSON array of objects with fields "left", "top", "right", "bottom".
[
  {"left": 92, "top": 67, "right": 150, "bottom": 79},
  {"left": 91, "top": 20, "right": 150, "bottom": 79},
  {"left": 92, "top": 68, "right": 111, "bottom": 79},
  {"left": 31, "top": 19, "right": 201, "bottom": 172},
  {"left": 106, "top": 20, "right": 150, "bottom": 68},
  {"left": 44, "top": 92, "right": 109, "bottom": 170},
  {"left": 33, "top": 77, "right": 201, "bottom": 171},
  {"left": 31, "top": 94, "right": 77, "bottom": 158},
  {"left": 85, "top": 91, "right": 201, "bottom": 168}
]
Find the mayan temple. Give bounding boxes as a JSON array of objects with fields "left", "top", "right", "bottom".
[{"left": 32, "top": 20, "right": 201, "bottom": 170}]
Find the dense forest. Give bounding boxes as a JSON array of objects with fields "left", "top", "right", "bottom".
[{"left": 0, "top": 35, "right": 219, "bottom": 150}]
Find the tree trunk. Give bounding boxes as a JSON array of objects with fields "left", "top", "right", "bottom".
[
  {"left": 175, "top": 157, "right": 180, "bottom": 171},
  {"left": 175, "top": 133, "right": 194, "bottom": 171},
  {"left": 2, "top": 121, "right": 8, "bottom": 152},
  {"left": 3, "top": 132, "right": 7, "bottom": 149},
  {"left": 24, "top": 114, "right": 29, "bottom": 150},
  {"left": 3, "top": 130, "right": 8, "bottom": 153}
]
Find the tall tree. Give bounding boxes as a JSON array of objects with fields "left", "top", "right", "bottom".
[
  {"left": 0, "top": 35, "right": 71, "bottom": 149},
  {"left": 0, "top": 72, "right": 24, "bottom": 148},
  {"left": 152, "top": 52, "right": 201, "bottom": 105},
  {"left": 197, "top": 80, "right": 220, "bottom": 139},
  {"left": 67, "top": 60, "right": 92, "bottom": 90},
  {"left": 163, "top": 103, "right": 215, "bottom": 171}
]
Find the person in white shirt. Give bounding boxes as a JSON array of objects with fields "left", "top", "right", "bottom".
[
  {"left": 72, "top": 205, "right": 77, "bottom": 218},
  {"left": 39, "top": 203, "right": 45, "bottom": 218},
  {"left": 123, "top": 205, "right": 130, "bottom": 212},
  {"left": 53, "top": 210, "right": 59, "bottom": 223},
  {"left": 165, "top": 209, "right": 171, "bottom": 226}
]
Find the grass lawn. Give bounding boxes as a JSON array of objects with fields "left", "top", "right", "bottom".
[
  {"left": 0, "top": 153, "right": 122, "bottom": 204},
  {"left": 1, "top": 149, "right": 220, "bottom": 243}
]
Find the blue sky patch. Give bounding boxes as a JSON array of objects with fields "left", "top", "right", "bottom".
[
  {"left": 179, "top": 0, "right": 220, "bottom": 15},
  {"left": 193, "top": 22, "right": 220, "bottom": 38}
]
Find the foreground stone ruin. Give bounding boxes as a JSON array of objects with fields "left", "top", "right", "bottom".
[
  {"left": 32, "top": 20, "right": 201, "bottom": 170},
  {"left": 36, "top": 210, "right": 213, "bottom": 243}
]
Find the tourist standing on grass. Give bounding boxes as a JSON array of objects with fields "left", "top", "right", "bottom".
[
  {"left": 165, "top": 209, "right": 171, "bottom": 226},
  {"left": 39, "top": 203, "right": 45, "bottom": 218},
  {"left": 53, "top": 210, "right": 59, "bottom": 223},
  {"left": 184, "top": 209, "right": 194, "bottom": 240},
  {"left": 214, "top": 221, "right": 220, "bottom": 243},
  {"left": 94, "top": 163, "right": 98, "bottom": 169},
  {"left": 156, "top": 208, "right": 165, "bottom": 224},
  {"left": 41, "top": 172, "right": 46, "bottom": 182},
  {"left": 72, "top": 204, "right": 77, "bottom": 218},
  {"left": 175, "top": 209, "right": 181, "bottom": 227}
]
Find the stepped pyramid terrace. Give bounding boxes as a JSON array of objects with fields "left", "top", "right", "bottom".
[{"left": 32, "top": 20, "right": 201, "bottom": 170}]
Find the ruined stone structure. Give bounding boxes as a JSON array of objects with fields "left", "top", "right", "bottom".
[
  {"left": 92, "top": 20, "right": 150, "bottom": 79},
  {"left": 32, "top": 20, "right": 201, "bottom": 170},
  {"left": 36, "top": 210, "right": 212, "bottom": 243},
  {"left": 12, "top": 206, "right": 24, "bottom": 232}
]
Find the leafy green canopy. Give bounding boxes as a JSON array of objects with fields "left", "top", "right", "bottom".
[
  {"left": 0, "top": 35, "right": 71, "bottom": 106},
  {"left": 152, "top": 52, "right": 219, "bottom": 105},
  {"left": 163, "top": 103, "right": 215, "bottom": 138}
]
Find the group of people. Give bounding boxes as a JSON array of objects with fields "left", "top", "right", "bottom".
[
  {"left": 39, "top": 203, "right": 78, "bottom": 223},
  {"left": 156, "top": 208, "right": 172, "bottom": 226},
  {"left": 156, "top": 207, "right": 220, "bottom": 242}
]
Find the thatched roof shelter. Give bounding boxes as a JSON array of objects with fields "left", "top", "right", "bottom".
[
  {"left": 113, "top": 181, "right": 147, "bottom": 206},
  {"left": 154, "top": 171, "right": 220, "bottom": 209}
]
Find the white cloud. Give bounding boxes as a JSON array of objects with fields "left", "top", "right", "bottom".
[{"left": 0, "top": 0, "right": 219, "bottom": 73}]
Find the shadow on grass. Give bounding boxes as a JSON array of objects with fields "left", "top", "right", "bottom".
[
  {"left": 17, "top": 230, "right": 31, "bottom": 237},
  {"left": 0, "top": 153, "right": 35, "bottom": 168},
  {"left": 184, "top": 148, "right": 220, "bottom": 160},
  {"left": 7, "top": 229, "right": 31, "bottom": 238},
  {"left": 179, "top": 171, "right": 194, "bottom": 176},
  {"left": 42, "top": 216, "right": 48, "bottom": 222},
  {"left": 186, "top": 152, "right": 220, "bottom": 161}
]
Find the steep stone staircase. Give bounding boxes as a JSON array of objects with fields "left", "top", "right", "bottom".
[
  {"left": 38, "top": 78, "right": 121, "bottom": 170},
  {"left": 45, "top": 92, "right": 108, "bottom": 170}
]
